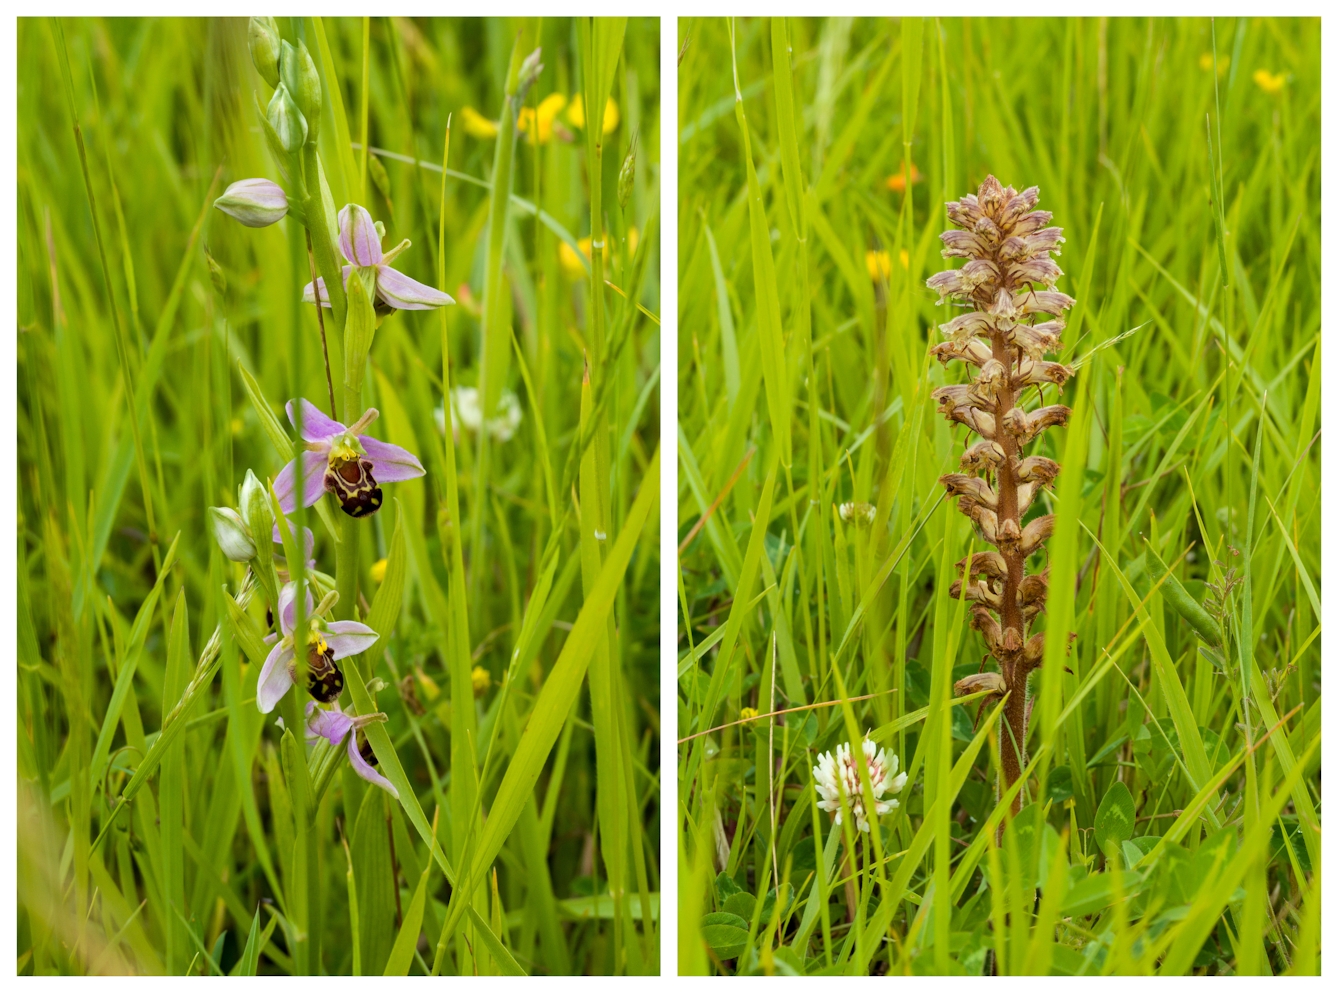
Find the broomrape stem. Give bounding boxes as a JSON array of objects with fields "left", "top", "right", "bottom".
[{"left": 928, "top": 175, "right": 1076, "bottom": 824}]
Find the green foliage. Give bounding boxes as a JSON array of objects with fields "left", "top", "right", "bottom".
[
  {"left": 18, "top": 15, "right": 659, "bottom": 975},
  {"left": 677, "top": 15, "right": 1319, "bottom": 975}
]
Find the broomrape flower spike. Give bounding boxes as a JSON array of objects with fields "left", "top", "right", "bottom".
[
  {"left": 928, "top": 175, "right": 1074, "bottom": 817},
  {"left": 257, "top": 581, "right": 378, "bottom": 713},
  {"left": 303, "top": 203, "right": 455, "bottom": 313},
  {"left": 275, "top": 399, "right": 425, "bottom": 519},
  {"left": 813, "top": 736, "right": 908, "bottom": 833}
]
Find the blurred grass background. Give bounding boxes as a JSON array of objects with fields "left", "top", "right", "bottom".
[
  {"left": 18, "top": 15, "right": 660, "bottom": 975},
  {"left": 677, "top": 16, "right": 1318, "bottom": 975}
]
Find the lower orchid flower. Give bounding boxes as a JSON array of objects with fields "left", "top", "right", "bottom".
[
  {"left": 303, "top": 702, "right": 400, "bottom": 799},
  {"left": 257, "top": 581, "right": 379, "bottom": 713},
  {"left": 274, "top": 399, "right": 424, "bottom": 519}
]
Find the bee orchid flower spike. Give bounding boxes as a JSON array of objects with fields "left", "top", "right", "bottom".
[{"left": 929, "top": 175, "right": 1074, "bottom": 820}]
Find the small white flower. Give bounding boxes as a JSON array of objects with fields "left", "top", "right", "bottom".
[
  {"left": 812, "top": 735, "right": 908, "bottom": 833},
  {"left": 838, "top": 501, "right": 876, "bottom": 526},
  {"left": 436, "top": 387, "right": 523, "bottom": 443}
]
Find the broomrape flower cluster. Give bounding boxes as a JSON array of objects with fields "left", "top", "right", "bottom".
[
  {"left": 927, "top": 174, "right": 1074, "bottom": 814},
  {"left": 813, "top": 736, "right": 909, "bottom": 833}
]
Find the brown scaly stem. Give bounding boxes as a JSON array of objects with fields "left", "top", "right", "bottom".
[{"left": 928, "top": 175, "right": 1076, "bottom": 830}]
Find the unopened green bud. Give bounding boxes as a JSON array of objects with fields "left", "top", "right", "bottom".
[
  {"left": 516, "top": 47, "right": 543, "bottom": 106},
  {"left": 267, "top": 83, "right": 307, "bottom": 154},
  {"left": 280, "top": 40, "right": 322, "bottom": 140},
  {"left": 209, "top": 507, "right": 256, "bottom": 562},
  {"left": 248, "top": 17, "right": 281, "bottom": 89},
  {"left": 203, "top": 246, "right": 227, "bottom": 299},
  {"left": 618, "top": 131, "right": 638, "bottom": 212}
]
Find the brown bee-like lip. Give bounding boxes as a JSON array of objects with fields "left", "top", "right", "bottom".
[
  {"left": 302, "top": 643, "right": 345, "bottom": 703},
  {"left": 356, "top": 728, "right": 378, "bottom": 767},
  {"left": 324, "top": 456, "right": 384, "bottom": 518}
]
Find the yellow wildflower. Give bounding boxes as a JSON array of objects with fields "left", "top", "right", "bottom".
[
  {"left": 518, "top": 92, "right": 568, "bottom": 144},
  {"left": 460, "top": 106, "right": 499, "bottom": 138},
  {"left": 1253, "top": 69, "right": 1286, "bottom": 95},
  {"left": 865, "top": 248, "right": 911, "bottom": 281},
  {"left": 560, "top": 227, "right": 639, "bottom": 280},
  {"left": 866, "top": 250, "right": 891, "bottom": 281},
  {"left": 1199, "top": 52, "right": 1229, "bottom": 75},
  {"left": 369, "top": 557, "right": 388, "bottom": 584},
  {"left": 739, "top": 707, "right": 759, "bottom": 721},
  {"left": 567, "top": 94, "right": 619, "bottom": 134},
  {"left": 471, "top": 665, "right": 492, "bottom": 696}
]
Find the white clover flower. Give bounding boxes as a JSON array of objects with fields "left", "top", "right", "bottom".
[
  {"left": 436, "top": 387, "right": 523, "bottom": 443},
  {"left": 813, "top": 735, "right": 908, "bottom": 832},
  {"left": 838, "top": 501, "right": 876, "bottom": 526}
]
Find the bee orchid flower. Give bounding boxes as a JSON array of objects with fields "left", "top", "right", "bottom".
[
  {"left": 302, "top": 203, "right": 454, "bottom": 313},
  {"left": 274, "top": 399, "right": 425, "bottom": 518},
  {"left": 257, "top": 581, "right": 378, "bottom": 713},
  {"left": 303, "top": 702, "right": 400, "bottom": 799}
]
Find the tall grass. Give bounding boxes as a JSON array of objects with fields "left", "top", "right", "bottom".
[
  {"left": 677, "top": 16, "right": 1318, "bottom": 975},
  {"left": 18, "top": 15, "right": 660, "bottom": 975}
]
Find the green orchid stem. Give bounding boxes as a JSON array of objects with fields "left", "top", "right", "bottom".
[{"left": 336, "top": 512, "right": 361, "bottom": 621}]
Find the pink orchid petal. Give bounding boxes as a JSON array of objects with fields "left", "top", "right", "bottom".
[
  {"left": 307, "top": 705, "right": 354, "bottom": 746},
  {"left": 257, "top": 644, "right": 295, "bottom": 713},
  {"left": 375, "top": 265, "right": 455, "bottom": 310},
  {"left": 324, "top": 620, "right": 380, "bottom": 659},
  {"left": 302, "top": 277, "right": 333, "bottom": 307},
  {"left": 347, "top": 734, "right": 399, "bottom": 798},
  {"left": 270, "top": 522, "right": 316, "bottom": 562},
  {"left": 358, "top": 435, "right": 425, "bottom": 483},
  {"left": 339, "top": 204, "right": 383, "bottom": 266},
  {"left": 286, "top": 399, "right": 345, "bottom": 443},
  {"left": 302, "top": 267, "right": 355, "bottom": 307},
  {"left": 274, "top": 450, "right": 329, "bottom": 514},
  {"left": 277, "top": 581, "right": 315, "bottom": 636}
]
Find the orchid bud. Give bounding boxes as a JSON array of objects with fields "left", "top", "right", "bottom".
[
  {"left": 209, "top": 507, "right": 256, "bottom": 562},
  {"left": 248, "top": 17, "right": 281, "bottom": 89},
  {"left": 267, "top": 83, "right": 307, "bottom": 154},
  {"left": 281, "top": 40, "right": 322, "bottom": 140},
  {"left": 241, "top": 470, "right": 270, "bottom": 533},
  {"left": 214, "top": 178, "right": 289, "bottom": 228}
]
